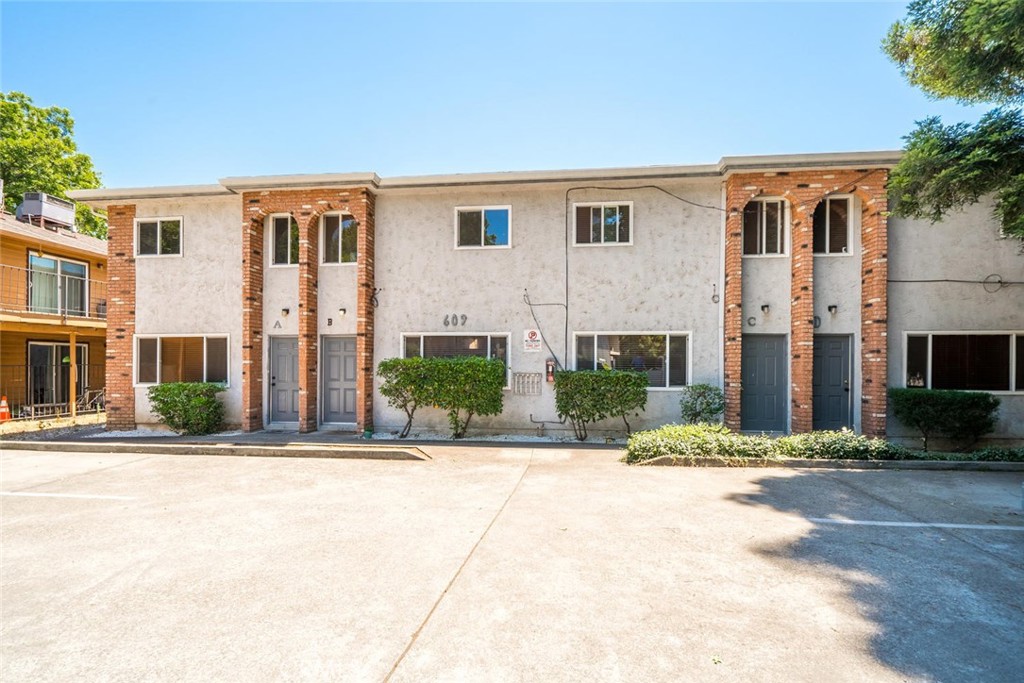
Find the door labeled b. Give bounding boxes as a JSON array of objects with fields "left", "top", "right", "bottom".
[{"left": 321, "top": 336, "right": 357, "bottom": 424}]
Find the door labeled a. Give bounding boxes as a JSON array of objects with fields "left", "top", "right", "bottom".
[
  {"left": 270, "top": 337, "right": 299, "bottom": 424},
  {"left": 741, "top": 335, "right": 788, "bottom": 432},
  {"left": 813, "top": 335, "right": 852, "bottom": 430},
  {"left": 322, "top": 336, "right": 357, "bottom": 424}
]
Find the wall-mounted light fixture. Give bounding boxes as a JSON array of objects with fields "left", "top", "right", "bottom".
[
  {"left": 761, "top": 304, "right": 770, "bottom": 314},
  {"left": 338, "top": 307, "right": 347, "bottom": 317},
  {"left": 281, "top": 307, "right": 290, "bottom": 317},
  {"left": 827, "top": 304, "right": 838, "bottom": 315}
]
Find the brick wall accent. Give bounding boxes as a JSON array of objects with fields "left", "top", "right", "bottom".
[
  {"left": 856, "top": 177, "right": 889, "bottom": 437},
  {"left": 356, "top": 190, "right": 376, "bottom": 433},
  {"left": 241, "top": 187, "right": 375, "bottom": 432},
  {"left": 723, "top": 169, "right": 889, "bottom": 434},
  {"left": 105, "top": 204, "right": 137, "bottom": 431}
]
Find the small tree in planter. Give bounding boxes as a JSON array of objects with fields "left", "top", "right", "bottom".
[
  {"left": 147, "top": 382, "right": 225, "bottom": 435},
  {"left": 680, "top": 383, "right": 726, "bottom": 424},
  {"left": 378, "top": 357, "right": 433, "bottom": 438},
  {"left": 554, "top": 370, "right": 648, "bottom": 441},
  {"left": 431, "top": 356, "right": 506, "bottom": 439}
]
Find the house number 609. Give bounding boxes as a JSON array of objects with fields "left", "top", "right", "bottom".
[{"left": 444, "top": 314, "right": 468, "bottom": 327}]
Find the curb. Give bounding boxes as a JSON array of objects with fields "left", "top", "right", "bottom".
[
  {"left": 637, "top": 456, "right": 1024, "bottom": 471},
  {"left": 0, "top": 440, "right": 429, "bottom": 461}
]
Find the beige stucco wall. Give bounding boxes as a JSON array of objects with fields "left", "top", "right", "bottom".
[
  {"left": 132, "top": 195, "right": 243, "bottom": 425},
  {"left": 372, "top": 180, "right": 724, "bottom": 437},
  {"left": 887, "top": 200, "right": 1024, "bottom": 442}
]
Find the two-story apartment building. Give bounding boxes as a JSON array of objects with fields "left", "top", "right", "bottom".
[
  {"left": 68, "top": 152, "right": 1024, "bottom": 442},
  {"left": 0, "top": 194, "right": 107, "bottom": 418}
]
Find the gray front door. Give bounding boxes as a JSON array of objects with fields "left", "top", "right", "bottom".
[
  {"left": 270, "top": 337, "right": 299, "bottom": 423},
  {"left": 813, "top": 335, "right": 852, "bottom": 430},
  {"left": 322, "top": 336, "right": 357, "bottom": 424},
  {"left": 741, "top": 334, "right": 788, "bottom": 432}
]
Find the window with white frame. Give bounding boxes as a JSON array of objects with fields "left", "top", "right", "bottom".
[
  {"left": 575, "top": 333, "right": 688, "bottom": 388},
  {"left": 269, "top": 215, "right": 299, "bottom": 265},
  {"left": 574, "top": 203, "right": 632, "bottom": 245},
  {"left": 28, "top": 254, "right": 88, "bottom": 316},
  {"left": 137, "top": 336, "right": 229, "bottom": 385},
  {"left": 742, "top": 199, "right": 786, "bottom": 255},
  {"left": 455, "top": 207, "right": 510, "bottom": 248},
  {"left": 906, "top": 333, "right": 1023, "bottom": 392},
  {"left": 402, "top": 333, "right": 510, "bottom": 385},
  {"left": 137, "top": 218, "right": 182, "bottom": 256},
  {"left": 322, "top": 213, "right": 358, "bottom": 264},
  {"left": 813, "top": 197, "right": 851, "bottom": 254}
]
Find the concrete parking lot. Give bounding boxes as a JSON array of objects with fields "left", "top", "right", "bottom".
[{"left": 2, "top": 446, "right": 1022, "bottom": 682}]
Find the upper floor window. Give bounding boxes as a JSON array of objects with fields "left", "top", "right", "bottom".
[
  {"left": 743, "top": 199, "right": 786, "bottom": 256},
  {"left": 322, "top": 213, "right": 358, "bottom": 264},
  {"left": 813, "top": 197, "right": 851, "bottom": 254},
  {"left": 574, "top": 203, "right": 632, "bottom": 245},
  {"left": 906, "top": 332, "right": 1023, "bottom": 392},
  {"left": 455, "top": 207, "right": 510, "bottom": 248},
  {"left": 137, "top": 218, "right": 182, "bottom": 256},
  {"left": 270, "top": 215, "right": 299, "bottom": 266},
  {"left": 28, "top": 254, "right": 88, "bottom": 317},
  {"left": 575, "top": 333, "right": 688, "bottom": 389}
]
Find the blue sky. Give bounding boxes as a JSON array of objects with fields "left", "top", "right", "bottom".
[{"left": 1, "top": 1, "right": 984, "bottom": 188}]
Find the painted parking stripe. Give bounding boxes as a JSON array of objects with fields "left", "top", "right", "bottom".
[
  {"left": 807, "top": 517, "right": 1024, "bottom": 531},
  {"left": 1, "top": 491, "right": 136, "bottom": 501}
]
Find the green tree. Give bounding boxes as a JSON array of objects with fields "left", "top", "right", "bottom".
[
  {"left": 0, "top": 91, "right": 106, "bottom": 238},
  {"left": 883, "top": 0, "right": 1024, "bottom": 238}
]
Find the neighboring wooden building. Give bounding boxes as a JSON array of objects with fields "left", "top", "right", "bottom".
[{"left": 0, "top": 195, "right": 107, "bottom": 418}]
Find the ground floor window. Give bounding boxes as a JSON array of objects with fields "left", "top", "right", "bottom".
[
  {"left": 137, "top": 336, "right": 229, "bottom": 385},
  {"left": 905, "top": 332, "right": 1022, "bottom": 392},
  {"left": 402, "top": 333, "right": 510, "bottom": 385},
  {"left": 574, "top": 333, "right": 688, "bottom": 388}
]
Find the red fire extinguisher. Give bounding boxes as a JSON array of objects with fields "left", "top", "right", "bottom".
[{"left": 546, "top": 359, "right": 556, "bottom": 383}]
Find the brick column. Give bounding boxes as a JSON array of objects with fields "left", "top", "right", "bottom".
[
  {"left": 859, "top": 175, "right": 889, "bottom": 437},
  {"left": 241, "top": 197, "right": 265, "bottom": 432},
  {"left": 298, "top": 213, "right": 319, "bottom": 433},
  {"left": 105, "top": 204, "right": 137, "bottom": 430},
  {"left": 789, "top": 203, "right": 814, "bottom": 434},
  {"left": 356, "top": 190, "right": 376, "bottom": 433},
  {"left": 722, "top": 183, "right": 746, "bottom": 431}
]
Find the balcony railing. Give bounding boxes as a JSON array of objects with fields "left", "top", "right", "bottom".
[
  {"left": 0, "top": 363, "right": 105, "bottom": 419},
  {"left": 0, "top": 264, "right": 107, "bottom": 321}
]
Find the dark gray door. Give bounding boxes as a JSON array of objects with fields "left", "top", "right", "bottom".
[
  {"left": 741, "top": 335, "right": 788, "bottom": 432},
  {"left": 270, "top": 337, "right": 299, "bottom": 423},
  {"left": 813, "top": 335, "right": 852, "bottom": 430},
  {"left": 322, "top": 336, "right": 357, "bottom": 423}
]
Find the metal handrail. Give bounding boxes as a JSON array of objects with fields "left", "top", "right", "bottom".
[{"left": 0, "top": 263, "right": 107, "bottom": 320}]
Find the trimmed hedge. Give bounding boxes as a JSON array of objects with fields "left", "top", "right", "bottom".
[
  {"left": 679, "top": 383, "right": 726, "bottom": 424},
  {"left": 624, "top": 424, "right": 909, "bottom": 464},
  {"left": 889, "top": 388, "right": 1000, "bottom": 450},
  {"left": 376, "top": 356, "right": 506, "bottom": 439},
  {"left": 553, "top": 370, "right": 648, "bottom": 440},
  {"left": 147, "top": 382, "right": 225, "bottom": 435}
]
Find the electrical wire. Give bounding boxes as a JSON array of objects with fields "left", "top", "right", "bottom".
[
  {"left": 522, "top": 290, "right": 566, "bottom": 369},
  {"left": 887, "top": 273, "right": 1023, "bottom": 293}
]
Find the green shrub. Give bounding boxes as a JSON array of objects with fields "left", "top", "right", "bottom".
[
  {"left": 624, "top": 423, "right": 776, "bottom": 464},
  {"left": 679, "top": 383, "right": 726, "bottom": 424},
  {"left": 147, "top": 382, "right": 225, "bottom": 435},
  {"left": 430, "top": 356, "right": 506, "bottom": 439},
  {"left": 554, "top": 370, "right": 648, "bottom": 441},
  {"left": 889, "top": 388, "right": 1001, "bottom": 450},
  {"left": 970, "top": 446, "right": 1024, "bottom": 462},
  {"left": 774, "top": 429, "right": 910, "bottom": 461},
  {"left": 378, "top": 357, "right": 432, "bottom": 438},
  {"left": 377, "top": 356, "right": 505, "bottom": 439},
  {"left": 624, "top": 424, "right": 909, "bottom": 464}
]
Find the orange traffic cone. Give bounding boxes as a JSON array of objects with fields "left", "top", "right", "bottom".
[{"left": 0, "top": 395, "right": 10, "bottom": 422}]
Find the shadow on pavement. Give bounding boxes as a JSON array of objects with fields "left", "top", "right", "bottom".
[{"left": 729, "top": 470, "right": 1024, "bottom": 683}]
